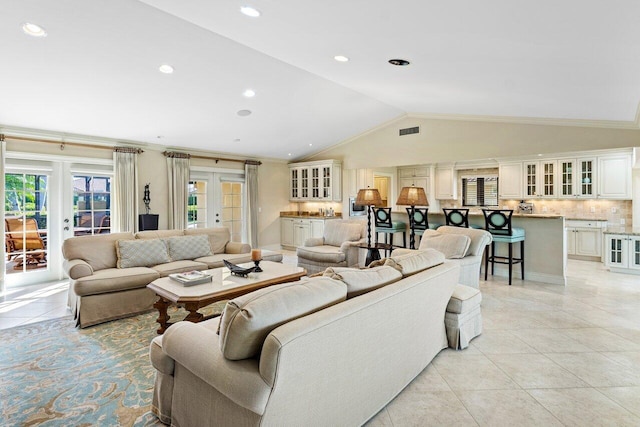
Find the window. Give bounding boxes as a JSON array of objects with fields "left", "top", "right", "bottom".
[
  {"left": 462, "top": 176, "right": 499, "bottom": 207},
  {"left": 73, "top": 175, "right": 111, "bottom": 235},
  {"left": 221, "top": 181, "right": 244, "bottom": 242},
  {"left": 188, "top": 180, "right": 207, "bottom": 228}
]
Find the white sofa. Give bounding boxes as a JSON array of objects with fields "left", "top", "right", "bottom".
[
  {"left": 150, "top": 249, "right": 459, "bottom": 426},
  {"left": 62, "top": 227, "right": 282, "bottom": 328}
]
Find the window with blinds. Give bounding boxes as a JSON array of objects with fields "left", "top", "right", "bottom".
[{"left": 462, "top": 176, "right": 499, "bottom": 206}]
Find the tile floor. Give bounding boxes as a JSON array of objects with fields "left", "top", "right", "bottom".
[{"left": 1, "top": 258, "right": 639, "bottom": 425}]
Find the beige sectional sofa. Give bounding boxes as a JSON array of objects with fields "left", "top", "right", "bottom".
[
  {"left": 150, "top": 249, "right": 459, "bottom": 426},
  {"left": 62, "top": 227, "right": 282, "bottom": 328}
]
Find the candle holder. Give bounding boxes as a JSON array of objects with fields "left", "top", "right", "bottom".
[{"left": 253, "top": 259, "right": 263, "bottom": 272}]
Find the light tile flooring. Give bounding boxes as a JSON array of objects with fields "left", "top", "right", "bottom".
[{"left": 1, "top": 258, "right": 639, "bottom": 425}]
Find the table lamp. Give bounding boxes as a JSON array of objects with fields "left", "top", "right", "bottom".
[
  {"left": 396, "top": 185, "right": 428, "bottom": 249},
  {"left": 355, "top": 187, "right": 383, "bottom": 247}
]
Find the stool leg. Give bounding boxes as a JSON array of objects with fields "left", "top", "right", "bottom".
[
  {"left": 508, "top": 242, "right": 513, "bottom": 286},
  {"left": 521, "top": 240, "right": 525, "bottom": 280},
  {"left": 484, "top": 246, "right": 489, "bottom": 280},
  {"left": 491, "top": 242, "right": 496, "bottom": 275},
  {"left": 402, "top": 231, "right": 406, "bottom": 248}
]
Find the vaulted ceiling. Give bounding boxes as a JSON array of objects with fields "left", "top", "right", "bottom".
[{"left": 2, "top": 0, "right": 639, "bottom": 160}]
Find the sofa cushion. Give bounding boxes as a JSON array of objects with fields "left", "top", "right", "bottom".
[
  {"left": 166, "top": 235, "right": 212, "bottom": 261},
  {"left": 135, "top": 230, "right": 184, "bottom": 240},
  {"left": 151, "top": 260, "right": 209, "bottom": 277},
  {"left": 296, "top": 246, "right": 346, "bottom": 263},
  {"left": 323, "top": 265, "right": 402, "bottom": 298},
  {"left": 218, "top": 278, "right": 347, "bottom": 360},
  {"left": 446, "top": 284, "right": 482, "bottom": 314},
  {"left": 419, "top": 231, "right": 471, "bottom": 259},
  {"left": 385, "top": 249, "right": 445, "bottom": 277},
  {"left": 323, "top": 221, "right": 362, "bottom": 247},
  {"left": 116, "top": 239, "right": 171, "bottom": 268},
  {"left": 62, "top": 232, "right": 135, "bottom": 271},
  {"left": 184, "top": 227, "right": 230, "bottom": 254},
  {"left": 73, "top": 267, "right": 160, "bottom": 296}
]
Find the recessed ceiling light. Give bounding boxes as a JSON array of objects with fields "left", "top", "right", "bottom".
[
  {"left": 240, "top": 6, "right": 261, "bottom": 17},
  {"left": 288, "top": 153, "right": 292, "bottom": 156},
  {"left": 233, "top": 138, "right": 241, "bottom": 142},
  {"left": 157, "top": 136, "right": 163, "bottom": 139},
  {"left": 243, "top": 89, "right": 256, "bottom": 98},
  {"left": 159, "top": 64, "right": 174, "bottom": 74},
  {"left": 334, "top": 55, "right": 349, "bottom": 62},
  {"left": 22, "top": 22, "right": 47, "bottom": 37},
  {"left": 309, "top": 143, "right": 313, "bottom": 146},
  {"left": 388, "top": 59, "right": 410, "bottom": 66},
  {"left": 237, "top": 109, "right": 252, "bottom": 117}
]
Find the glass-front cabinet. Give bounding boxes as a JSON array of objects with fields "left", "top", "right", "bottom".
[
  {"left": 556, "top": 158, "right": 595, "bottom": 198},
  {"left": 288, "top": 160, "right": 342, "bottom": 201},
  {"left": 605, "top": 234, "right": 640, "bottom": 273},
  {"left": 523, "top": 160, "right": 556, "bottom": 198}
]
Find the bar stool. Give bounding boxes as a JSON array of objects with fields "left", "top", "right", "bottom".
[
  {"left": 482, "top": 209, "right": 525, "bottom": 286},
  {"left": 373, "top": 207, "right": 406, "bottom": 256},
  {"left": 405, "top": 207, "right": 429, "bottom": 249},
  {"left": 443, "top": 208, "right": 470, "bottom": 227}
]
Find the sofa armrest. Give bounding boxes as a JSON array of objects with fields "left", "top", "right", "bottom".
[
  {"left": 389, "top": 248, "right": 413, "bottom": 257},
  {"left": 63, "top": 259, "right": 94, "bottom": 280},
  {"left": 225, "top": 242, "right": 251, "bottom": 254},
  {"left": 339, "top": 239, "right": 363, "bottom": 253},
  {"left": 303, "top": 237, "right": 325, "bottom": 247},
  {"left": 162, "top": 321, "right": 272, "bottom": 415}
]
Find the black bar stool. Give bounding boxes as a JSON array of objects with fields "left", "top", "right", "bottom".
[
  {"left": 482, "top": 209, "right": 525, "bottom": 286},
  {"left": 405, "top": 207, "right": 429, "bottom": 249},
  {"left": 373, "top": 207, "right": 406, "bottom": 256},
  {"left": 443, "top": 208, "right": 470, "bottom": 227}
]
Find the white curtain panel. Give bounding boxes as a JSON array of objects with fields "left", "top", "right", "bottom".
[
  {"left": 113, "top": 149, "right": 139, "bottom": 233},
  {"left": 245, "top": 162, "right": 259, "bottom": 248},
  {"left": 0, "top": 139, "right": 5, "bottom": 293},
  {"left": 166, "top": 154, "right": 190, "bottom": 230}
]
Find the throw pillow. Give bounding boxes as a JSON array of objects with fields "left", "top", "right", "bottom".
[
  {"left": 323, "top": 265, "right": 402, "bottom": 298},
  {"left": 116, "top": 239, "right": 170, "bottom": 268},
  {"left": 419, "top": 233, "right": 471, "bottom": 259},
  {"left": 165, "top": 235, "right": 213, "bottom": 261},
  {"left": 384, "top": 249, "right": 445, "bottom": 276},
  {"left": 218, "top": 278, "right": 347, "bottom": 360}
]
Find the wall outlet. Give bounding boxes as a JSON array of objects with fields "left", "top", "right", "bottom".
[
  {"left": 611, "top": 207, "right": 617, "bottom": 213},
  {"left": 620, "top": 218, "right": 626, "bottom": 225},
  {"left": 590, "top": 206, "right": 596, "bottom": 213},
  {"left": 542, "top": 206, "right": 548, "bottom": 213}
]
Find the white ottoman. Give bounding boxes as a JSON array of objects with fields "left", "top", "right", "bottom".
[{"left": 445, "top": 284, "right": 482, "bottom": 350}]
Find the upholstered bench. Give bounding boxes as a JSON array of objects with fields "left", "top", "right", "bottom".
[{"left": 444, "top": 284, "right": 482, "bottom": 349}]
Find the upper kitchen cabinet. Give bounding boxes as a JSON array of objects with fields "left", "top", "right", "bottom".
[
  {"left": 435, "top": 165, "right": 457, "bottom": 200},
  {"left": 397, "top": 166, "right": 430, "bottom": 202},
  {"left": 523, "top": 160, "right": 557, "bottom": 198},
  {"left": 598, "top": 154, "right": 632, "bottom": 199},
  {"left": 557, "top": 158, "right": 596, "bottom": 198},
  {"left": 498, "top": 162, "right": 523, "bottom": 199},
  {"left": 289, "top": 160, "right": 342, "bottom": 201}
]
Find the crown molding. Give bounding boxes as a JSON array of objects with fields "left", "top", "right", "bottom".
[{"left": 407, "top": 110, "right": 640, "bottom": 130}]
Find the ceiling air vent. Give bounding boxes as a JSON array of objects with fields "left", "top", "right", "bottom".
[{"left": 399, "top": 126, "right": 419, "bottom": 136}]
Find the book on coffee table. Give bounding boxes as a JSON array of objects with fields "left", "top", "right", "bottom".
[{"left": 169, "top": 271, "right": 212, "bottom": 286}]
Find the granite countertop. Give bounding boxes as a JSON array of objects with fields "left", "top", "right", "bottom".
[
  {"left": 603, "top": 226, "right": 640, "bottom": 236},
  {"left": 280, "top": 211, "right": 342, "bottom": 219},
  {"left": 393, "top": 210, "right": 563, "bottom": 219}
]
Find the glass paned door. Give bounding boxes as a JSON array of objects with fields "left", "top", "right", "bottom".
[
  {"left": 221, "top": 181, "right": 244, "bottom": 242},
  {"left": 72, "top": 175, "right": 111, "bottom": 235},
  {"left": 4, "top": 173, "right": 49, "bottom": 276},
  {"left": 188, "top": 180, "right": 207, "bottom": 228}
]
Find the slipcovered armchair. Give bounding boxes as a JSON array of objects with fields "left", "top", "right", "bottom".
[{"left": 296, "top": 220, "right": 366, "bottom": 275}]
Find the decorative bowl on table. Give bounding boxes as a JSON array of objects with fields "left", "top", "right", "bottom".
[{"left": 223, "top": 259, "right": 256, "bottom": 277}]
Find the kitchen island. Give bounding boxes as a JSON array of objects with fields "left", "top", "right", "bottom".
[{"left": 392, "top": 210, "right": 567, "bottom": 285}]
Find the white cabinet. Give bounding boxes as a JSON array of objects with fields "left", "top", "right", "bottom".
[
  {"left": 289, "top": 160, "right": 342, "bottom": 201},
  {"left": 281, "top": 218, "right": 294, "bottom": 247},
  {"left": 398, "top": 166, "right": 431, "bottom": 204},
  {"left": 498, "top": 163, "right": 523, "bottom": 199},
  {"left": 605, "top": 234, "right": 640, "bottom": 273},
  {"left": 281, "top": 217, "right": 332, "bottom": 249},
  {"left": 566, "top": 220, "right": 604, "bottom": 259},
  {"left": 598, "top": 155, "right": 632, "bottom": 199},
  {"left": 399, "top": 166, "right": 429, "bottom": 179},
  {"left": 523, "top": 160, "right": 557, "bottom": 198},
  {"left": 435, "top": 166, "right": 457, "bottom": 200}
]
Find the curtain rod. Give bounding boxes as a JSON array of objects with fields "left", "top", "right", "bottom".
[
  {"left": 165, "top": 151, "right": 261, "bottom": 166},
  {"left": 0, "top": 133, "right": 143, "bottom": 153}
]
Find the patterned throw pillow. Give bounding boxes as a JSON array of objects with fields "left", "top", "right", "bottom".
[
  {"left": 116, "top": 239, "right": 171, "bottom": 268},
  {"left": 165, "top": 235, "right": 213, "bottom": 261}
]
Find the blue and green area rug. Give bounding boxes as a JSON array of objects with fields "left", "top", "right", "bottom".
[{"left": 0, "top": 304, "right": 226, "bottom": 426}]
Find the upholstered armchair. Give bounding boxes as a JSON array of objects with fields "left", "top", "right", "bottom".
[{"left": 296, "top": 220, "right": 366, "bottom": 275}]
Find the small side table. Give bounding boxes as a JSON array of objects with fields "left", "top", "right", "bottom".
[{"left": 358, "top": 243, "right": 394, "bottom": 266}]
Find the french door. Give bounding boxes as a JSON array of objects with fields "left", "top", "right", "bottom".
[{"left": 189, "top": 170, "right": 245, "bottom": 242}]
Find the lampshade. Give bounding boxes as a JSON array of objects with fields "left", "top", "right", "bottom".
[
  {"left": 355, "top": 187, "right": 383, "bottom": 207},
  {"left": 396, "top": 186, "right": 428, "bottom": 206}
]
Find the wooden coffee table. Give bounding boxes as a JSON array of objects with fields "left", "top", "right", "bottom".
[{"left": 147, "top": 261, "right": 306, "bottom": 334}]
